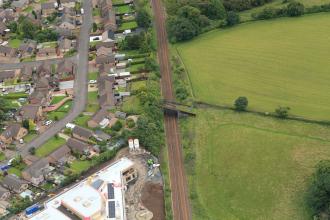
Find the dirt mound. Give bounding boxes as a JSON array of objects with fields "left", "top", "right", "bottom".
[{"left": 141, "top": 182, "right": 165, "bottom": 220}]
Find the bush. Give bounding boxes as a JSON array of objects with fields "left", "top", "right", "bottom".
[
  {"left": 234, "top": 97, "right": 248, "bottom": 111},
  {"left": 136, "top": 8, "right": 151, "bottom": 28},
  {"left": 226, "top": 11, "right": 240, "bottom": 26},
  {"left": 29, "top": 147, "right": 36, "bottom": 155},
  {"left": 287, "top": 1, "right": 304, "bottom": 16},
  {"left": 275, "top": 106, "right": 290, "bottom": 118},
  {"left": 22, "top": 119, "right": 29, "bottom": 130},
  {"left": 126, "top": 118, "right": 135, "bottom": 128},
  {"left": 112, "top": 120, "right": 123, "bottom": 132}
]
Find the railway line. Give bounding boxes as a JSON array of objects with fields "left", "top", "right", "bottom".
[{"left": 151, "top": 0, "right": 191, "bottom": 219}]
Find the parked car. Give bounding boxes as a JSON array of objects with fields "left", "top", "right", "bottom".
[{"left": 44, "top": 120, "right": 53, "bottom": 126}]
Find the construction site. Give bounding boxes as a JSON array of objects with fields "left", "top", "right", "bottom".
[{"left": 27, "top": 146, "right": 165, "bottom": 220}]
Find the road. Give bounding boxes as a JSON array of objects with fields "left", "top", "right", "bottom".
[
  {"left": 20, "top": 0, "right": 92, "bottom": 155},
  {"left": 151, "top": 0, "right": 191, "bottom": 219}
]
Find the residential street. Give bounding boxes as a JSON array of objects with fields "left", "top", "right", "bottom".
[{"left": 19, "top": 0, "right": 92, "bottom": 156}]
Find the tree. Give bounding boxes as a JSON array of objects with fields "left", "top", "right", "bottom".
[
  {"left": 54, "top": 115, "right": 59, "bottom": 121},
  {"left": 22, "top": 119, "right": 30, "bottom": 130},
  {"left": 136, "top": 8, "right": 151, "bottom": 28},
  {"left": 29, "top": 147, "right": 36, "bottom": 155},
  {"left": 92, "top": 22, "right": 97, "bottom": 32},
  {"left": 126, "top": 118, "right": 135, "bottom": 128},
  {"left": 306, "top": 160, "right": 330, "bottom": 218},
  {"left": 226, "top": 11, "right": 240, "bottom": 26},
  {"left": 287, "top": 1, "right": 304, "bottom": 16},
  {"left": 112, "top": 121, "right": 123, "bottom": 132},
  {"left": 167, "top": 17, "right": 198, "bottom": 42},
  {"left": 234, "top": 97, "right": 248, "bottom": 111},
  {"left": 275, "top": 106, "right": 290, "bottom": 118},
  {"left": 195, "top": 0, "right": 226, "bottom": 20}
]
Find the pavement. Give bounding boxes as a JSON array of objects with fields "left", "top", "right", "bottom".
[
  {"left": 18, "top": 0, "right": 93, "bottom": 156},
  {"left": 151, "top": 0, "right": 192, "bottom": 219}
]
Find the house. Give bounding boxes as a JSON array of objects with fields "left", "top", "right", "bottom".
[
  {"left": 11, "top": 0, "right": 29, "bottom": 11},
  {"left": 18, "top": 41, "right": 37, "bottom": 58},
  {"left": 0, "top": 21, "right": 7, "bottom": 36},
  {"left": 0, "top": 46, "right": 17, "bottom": 58},
  {"left": 2, "top": 174, "right": 28, "bottom": 193},
  {"left": 87, "top": 108, "right": 110, "bottom": 128},
  {"left": 60, "top": 0, "right": 76, "bottom": 8},
  {"left": 0, "top": 124, "right": 28, "bottom": 145},
  {"left": 115, "top": 111, "right": 127, "bottom": 119},
  {"left": 58, "top": 38, "right": 74, "bottom": 53},
  {"left": 96, "top": 46, "right": 112, "bottom": 57},
  {"left": 21, "top": 66, "right": 33, "bottom": 82},
  {"left": 22, "top": 158, "right": 50, "bottom": 186},
  {"left": 59, "top": 15, "right": 75, "bottom": 30},
  {"left": 23, "top": 155, "right": 39, "bottom": 166},
  {"left": 36, "top": 48, "right": 57, "bottom": 60},
  {"left": 0, "top": 70, "right": 18, "bottom": 83},
  {"left": 67, "top": 138, "right": 90, "bottom": 155},
  {"left": 55, "top": 27, "right": 73, "bottom": 38},
  {"left": 0, "top": 186, "right": 10, "bottom": 201},
  {"left": 94, "top": 130, "right": 111, "bottom": 141},
  {"left": 41, "top": 2, "right": 57, "bottom": 17},
  {"left": 19, "top": 104, "right": 43, "bottom": 122},
  {"left": 102, "top": 12, "right": 117, "bottom": 32},
  {"left": 37, "top": 63, "right": 52, "bottom": 77},
  {"left": 0, "top": 9, "right": 15, "bottom": 23},
  {"left": 47, "top": 144, "right": 71, "bottom": 165},
  {"left": 72, "top": 126, "right": 93, "bottom": 142},
  {"left": 28, "top": 89, "right": 49, "bottom": 106},
  {"left": 98, "top": 75, "right": 116, "bottom": 108},
  {"left": 95, "top": 54, "right": 115, "bottom": 65},
  {"left": 57, "top": 59, "right": 75, "bottom": 78}
]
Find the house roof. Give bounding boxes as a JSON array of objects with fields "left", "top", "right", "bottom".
[
  {"left": 98, "top": 75, "right": 116, "bottom": 107},
  {"left": 0, "top": 185, "right": 9, "bottom": 197},
  {"left": 11, "top": 0, "right": 29, "bottom": 8},
  {"left": 19, "top": 41, "right": 37, "bottom": 54},
  {"left": 0, "top": 70, "right": 16, "bottom": 81},
  {"left": 20, "top": 104, "right": 41, "bottom": 121},
  {"left": 95, "top": 54, "right": 115, "bottom": 65},
  {"left": 57, "top": 59, "right": 74, "bottom": 73},
  {"left": 96, "top": 46, "right": 112, "bottom": 57},
  {"left": 59, "top": 38, "right": 73, "bottom": 50},
  {"left": 72, "top": 126, "right": 93, "bottom": 139},
  {"left": 0, "top": 46, "right": 17, "bottom": 57},
  {"left": 21, "top": 66, "right": 33, "bottom": 81},
  {"left": 89, "top": 108, "right": 109, "bottom": 124},
  {"left": 37, "top": 63, "right": 52, "bottom": 76},
  {"left": 48, "top": 145, "right": 71, "bottom": 162},
  {"left": 41, "top": 2, "right": 57, "bottom": 10},
  {"left": 23, "top": 158, "right": 49, "bottom": 178},
  {"left": 67, "top": 138, "right": 89, "bottom": 154},
  {"left": 1, "top": 123, "right": 23, "bottom": 139},
  {"left": 38, "top": 47, "right": 57, "bottom": 55},
  {"left": 2, "top": 174, "right": 26, "bottom": 191},
  {"left": 96, "top": 40, "right": 115, "bottom": 49},
  {"left": 0, "top": 21, "right": 6, "bottom": 32}
]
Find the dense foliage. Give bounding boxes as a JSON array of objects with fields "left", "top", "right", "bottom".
[
  {"left": 223, "top": 0, "right": 273, "bottom": 11},
  {"left": 306, "top": 160, "right": 330, "bottom": 219},
  {"left": 234, "top": 96, "right": 248, "bottom": 111}
]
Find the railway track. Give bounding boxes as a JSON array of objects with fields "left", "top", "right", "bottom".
[{"left": 151, "top": 0, "right": 191, "bottom": 219}]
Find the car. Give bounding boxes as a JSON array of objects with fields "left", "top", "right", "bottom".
[
  {"left": 89, "top": 80, "right": 97, "bottom": 84},
  {"left": 19, "top": 139, "right": 24, "bottom": 144},
  {"left": 44, "top": 120, "right": 53, "bottom": 126}
]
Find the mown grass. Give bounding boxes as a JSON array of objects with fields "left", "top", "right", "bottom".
[
  {"left": 74, "top": 115, "right": 91, "bottom": 128},
  {"left": 69, "top": 160, "right": 92, "bottom": 174},
  {"left": 50, "top": 96, "right": 66, "bottom": 105},
  {"left": 177, "top": 13, "right": 330, "bottom": 121},
  {"left": 118, "top": 21, "right": 138, "bottom": 31},
  {"left": 183, "top": 108, "right": 330, "bottom": 220},
  {"left": 35, "top": 137, "right": 66, "bottom": 157},
  {"left": 8, "top": 39, "right": 22, "bottom": 48}
]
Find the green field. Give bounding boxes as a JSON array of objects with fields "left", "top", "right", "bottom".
[
  {"left": 177, "top": 13, "right": 330, "bottom": 121},
  {"left": 182, "top": 109, "right": 330, "bottom": 220}
]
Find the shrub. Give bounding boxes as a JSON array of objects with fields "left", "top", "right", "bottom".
[
  {"left": 126, "top": 118, "right": 135, "bottom": 128},
  {"left": 287, "top": 1, "right": 304, "bottom": 17},
  {"left": 234, "top": 97, "right": 248, "bottom": 111},
  {"left": 226, "top": 11, "right": 240, "bottom": 26},
  {"left": 112, "top": 120, "right": 123, "bottom": 132},
  {"left": 275, "top": 106, "right": 290, "bottom": 118}
]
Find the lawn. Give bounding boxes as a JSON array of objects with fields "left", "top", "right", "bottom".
[
  {"left": 88, "top": 72, "right": 99, "bottom": 80},
  {"left": 115, "top": 5, "right": 133, "bottom": 14},
  {"left": 70, "top": 160, "right": 92, "bottom": 174},
  {"left": 183, "top": 108, "right": 330, "bottom": 220},
  {"left": 74, "top": 115, "right": 91, "bottom": 127},
  {"left": 121, "top": 95, "right": 143, "bottom": 114},
  {"left": 8, "top": 39, "right": 22, "bottom": 48},
  {"left": 118, "top": 21, "right": 138, "bottom": 31},
  {"left": 50, "top": 96, "right": 66, "bottom": 105},
  {"left": 112, "top": 0, "right": 124, "bottom": 5},
  {"left": 239, "top": 0, "right": 330, "bottom": 21},
  {"left": 35, "top": 137, "right": 66, "bottom": 157},
  {"left": 86, "top": 91, "right": 99, "bottom": 113},
  {"left": 56, "top": 100, "right": 72, "bottom": 112},
  {"left": 177, "top": 13, "right": 330, "bottom": 121},
  {"left": 23, "top": 133, "right": 37, "bottom": 143},
  {"left": 8, "top": 167, "right": 22, "bottom": 177}
]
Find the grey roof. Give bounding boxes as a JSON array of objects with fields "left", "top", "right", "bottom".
[
  {"left": 48, "top": 145, "right": 71, "bottom": 162},
  {"left": 95, "top": 54, "right": 115, "bottom": 65},
  {"left": 98, "top": 76, "right": 116, "bottom": 107},
  {"left": 0, "top": 185, "right": 9, "bottom": 197},
  {"left": 90, "top": 108, "right": 108, "bottom": 124},
  {"left": 41, "top": 2, "right": 56, "bottom": 10},
  {"left": 67, "top": 138, "right": 89, "bottom": 154},
  {"left": 94, "top": 130, "right": 111, "bottom": 141},
  {"left": 0, "top": 70, "right": 16, "bottom": 81},
  {"left": 20, "top": 104, "right": 40, "bottom": 121},
  {"left": 72, "top": 126, "right": 93, "bottom": 139},
  {"left": 0, "top": 46, "right": 17, "bottom": 57},
  {"left": 23, "top": 158, "right": 49, "bottom": 178},
  {"left": 1, "top": 123, "right": 22, "bottom": 139},
  {"left": 0, "top": 22, "right": 6, "bottom": 32},
  {"left": 57, "top": 59, "right": 75, "bottom": 74},
  {"left": 2, "top": 174, "right": 26, "bottom": 191},
  {"left": 11, "top": 0, "right": 29, "bottom": 8}
]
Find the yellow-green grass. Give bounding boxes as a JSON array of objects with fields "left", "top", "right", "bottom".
[
  {"left": 35, "top": 137, "right": 66, "bottom": 157},
  {"left": 118, "top": 21, "right": 138, "bottom": 31},
  {"left": 74, "top": 115, "right": 91, "bottom": 127},
  {"left": 86, "top": 91, "right": 99, "bottom": 113},
  {"left": 184, "top": 108, "right": 330, "bottom": 220},
  {"left": 69, "top": 160, "right": 92, "bottom": 174},
  {"left": 121, "top": 95, "right": 143, "bottom": 114},
  {"left": 50, "top": 96, "right": 66, "bottom": 105},
  {"left": 239, "top": 0, "right": 330, "bottom": 21},
  {"left": 177, "top": 13, "right": 330, "bottom": 121},
  {"left": 8, "top": 39, "right": 22, "bottom": 48}
]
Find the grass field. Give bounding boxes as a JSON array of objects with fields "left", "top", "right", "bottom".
[
  {"left": 177, "top": 13, "right": 330, "bottom": 121},
  {"left": 239, "top": 0, "right": 330, "bottom": 21},
  {"left": 182, "top": 108, "right": 330, "bottom": 220}
]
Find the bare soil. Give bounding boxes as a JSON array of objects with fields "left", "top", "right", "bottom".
[{"left": 141, "top": 182, "right": 165, "bottom": 220}]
